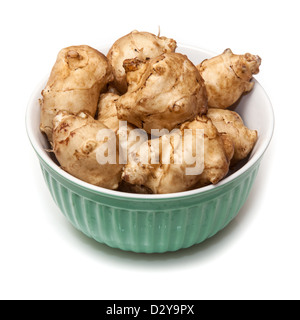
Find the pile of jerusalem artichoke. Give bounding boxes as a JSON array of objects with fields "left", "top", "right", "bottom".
[{"left": 40, "top": 30, "right": 260, "bottom": 194}]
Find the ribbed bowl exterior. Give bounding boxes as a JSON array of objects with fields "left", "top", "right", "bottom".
[{"left": 38, "top": 155, "right": 261, "bottom": 253}]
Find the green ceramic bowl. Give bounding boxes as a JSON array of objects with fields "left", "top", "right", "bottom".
[{"left": 26, "top": 45, "right": 274, "bottom": 253}]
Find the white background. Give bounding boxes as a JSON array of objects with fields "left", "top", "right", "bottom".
[{"left": 0, "top": 0, "right": 299, "bottom": 300}]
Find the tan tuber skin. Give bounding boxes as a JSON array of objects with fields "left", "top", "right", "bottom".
[
  {"left": 107, "top": 30, "right": 177, "bottom": 94},
  {"left": 97, "top": 93, "right": 121, "bottom": 133},
  {"left": 97, "top": 92, "right": 141, "bottom": 165},
  {"left": 181, "top": 116, "right": 234, "bottom": 189},
  {"left": 197, "top": 49, "right": 261, "bottom": 109},
  {"left": 40, "top": 45, "right": 113, "bottom": 142},
  {"left": 207, "top": 108, "right": 258, "bottom": 165},
  {"left": 53, "top": 112, "right": 123, "bottom": 190},
  {"left": 116, "top": 53, "right": 208, "bottom": 134},
  {"left": 122, "top": 116, "right": 233, "bottom": 194}
]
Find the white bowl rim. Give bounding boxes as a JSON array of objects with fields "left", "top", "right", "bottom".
[{"left": 26, "top": 44, "right": 275, "bottom": 200}]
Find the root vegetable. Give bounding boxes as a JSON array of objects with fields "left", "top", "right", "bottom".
[
  {"left": 107, "top": 30, "right": 177, "bottom": 93},
  {"left": 116, "top": 53, "right": 208, "bottom": 134},
  {"left": 97, "top": 93, "right": 141, "bottom": 164},
  {"left": 40, "top": 45, "right": 113, "bottom": 142},
  {"left": 181, "top": 116, "right": 234, "bottom": 188},
  {"left": 53, "top": 112, "right": 123, "bottom": 190},
  {"left": 97, "top": 93, "right": 120, "bottom": 133},
  {"left": 197, "top": 49, "right": 261, "bottom": 109},
  {"left": 122, "top": 116, "right": 233, "bottom": 194},
  {"left": 207, "top": 108, "right": 258, "bottom": 164}
]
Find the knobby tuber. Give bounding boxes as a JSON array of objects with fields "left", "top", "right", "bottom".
[
  {"left": 197, "top": 49, "right": 261, "bottom": 109},
  {"left": 122, "top": 116, "right": 233, "bottom": 194},
  {"left": 207, "top": 108, "right": 258, "bottom": 165},
  {"left": 53, "top": 112, "right": 123, "bottom": 190},
  {"left": 97, "top": 92, "right": 143, "bottom": 165},
  {"left": 97, "top": 93, "right": 121, "bottom": 133},
  {"left": 116, "top": 53, "right": 208, "bottom": 134},
  {"left": 40, "top": 45, "right": 113, "bottom": 142},
  {"left": 107, "top": 30, "right": 177, "bottom": 93}
]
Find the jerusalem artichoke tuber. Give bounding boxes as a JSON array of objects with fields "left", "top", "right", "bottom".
[
  {"left": 207, "top": 108, "right": 258, "bottom": 164},
  {"left": 53, "top": 112, "right": 123, "bottom": 190},
  {"left": 122, "top": 116, "right": 233, "bottom": 194},
  {"left": 116, "top": 53, "right": 208, "bottom": 134},
  {"left": 107, "top": 30, "right": 177, "bottom": 93},
  {"left": 40, "top": 45, "right": 113, "bottom": 142},
  {"left": 197, "top": 49, "right": 261, "bottom": 109},
  {"left": 97, "top": 93, "right": 120, "bottom": 133}
]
